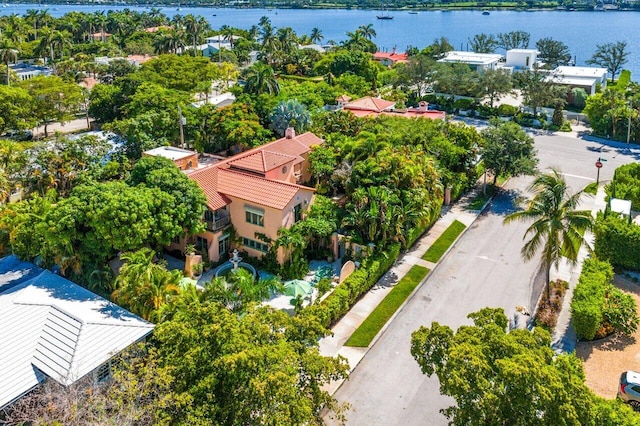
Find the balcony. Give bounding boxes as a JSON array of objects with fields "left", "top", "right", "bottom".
[{"left": 206, "top": 215, "right": 231, "bottom": 232}]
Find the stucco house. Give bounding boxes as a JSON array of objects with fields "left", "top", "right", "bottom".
[
  {"left": 146, "top": 129, "right": 321, "bottom": 264},
  {"left": 0, "top": 255, "right": 154, "bottom": 410}
]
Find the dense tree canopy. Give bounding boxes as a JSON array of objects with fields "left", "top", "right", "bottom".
[
  {"left": 480, "top": 120, "right": 538, "bottom": 183},
  {"left": 411, "top": 307, "right": 639, "bottom": 426}
]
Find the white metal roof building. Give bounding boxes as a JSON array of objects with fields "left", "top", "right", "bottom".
[
  {"left": 0, "top": 255, "right": 154, "bottom": 409},
  {"left": 438, "top": 51, "right": 504, "bottom": 72},
  {"left": 548, "top": 66, "right": 609, "bottom": 94}
]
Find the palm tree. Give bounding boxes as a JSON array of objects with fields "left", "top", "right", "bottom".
[
  {"left": 112, "top": 248, "right": 181, "bottom": 321},
  {"left": 243, "top": 62, "right": 280, "bottom": 95},
  {"left": 310, "top": 27, "right": 323, "bottom": 44},
  {"left": 51, "top": 30, "right": 72, "bottom": 61},
  {"left": 0, "top": 43, "right": 18, "bottom": 86},
  {"left": 184, "top": 14, "right": 203, "bottom": 55},
  {"left": 503, "top": 168, "right": 594, "bottom": 302},
  {"left": 356, "top": 24, "right": 377, "bottom": 41},
  {"left": 36, "top": 28, "right": 56, "bottom": 64}
]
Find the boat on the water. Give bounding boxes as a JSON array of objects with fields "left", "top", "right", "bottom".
[{"left": 482, "top": 10, "right": 490, "bottom": 15}]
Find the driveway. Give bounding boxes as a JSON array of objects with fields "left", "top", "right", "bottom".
[
  {"left": 326, "top": 131, "right": 640, "bottom": 425},
  {"left": 576, "top": 275, "right": 640, "bottom": 399}
]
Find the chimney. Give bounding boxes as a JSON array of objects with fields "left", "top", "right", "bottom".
[
  {"left": 418, "top": 101, "right": 429, "bottom": 111},
  {"left": 285, "top": 127, "right": 296, "bottom": 139},
  {"left": 392, "top": 46, "right": 397, "bottom": 55}
]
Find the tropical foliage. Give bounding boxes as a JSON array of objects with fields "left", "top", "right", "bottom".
[{"left": 410, "top": 307, "right": 640, "bottom": 425}]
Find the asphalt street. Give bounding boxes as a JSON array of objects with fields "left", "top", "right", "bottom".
[{"left": 327, "top": 131, "right": 639, "bottom": 426}]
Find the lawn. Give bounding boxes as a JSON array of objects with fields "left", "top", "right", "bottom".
[
  {"left": 345, "top": 265, "right": 430, "bottom": 347},
  {"left": 422, "top": 220, "right": 466, "bottom": 263}
]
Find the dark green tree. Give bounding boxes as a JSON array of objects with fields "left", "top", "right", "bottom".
[
  {"left": 536, "top": 37, "right": 572, "bottom": 69},
  {"left": 411, "top": 307, "right": 639, "bottom": 426},
  {"left": 468, "top": 33, "right": 497, "bottom": 53},
  {"left": 586, "top": 41, "right": 630, "bottom": 82},
  {"left": 480, "top": 120, "right": 538, "bottom": 184}
]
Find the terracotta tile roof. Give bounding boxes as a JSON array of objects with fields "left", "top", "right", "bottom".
[
  {"left": 344, "top": 97, "right": 396, "bottom": 113},
  {"left": 216, "top": 169, "right": 312, "bottom": 210},
  {"left": 346, "top": 108, "right": 446, "bottom": 120},
  {"left": 187, "top": 130, "right": 322, "bottom": 211},
  {"left": 79, "top": 77, "right": 98, "bottom": 91},
  {"left": 336, "top": 95, "right": 352, "bottom": 102},
  {"left": 188, "top": 167, "right": 231, "bottom": 211},
  {"left": 374, "top": 51, "right": 409, "bottom": 62},
  {"left": 229, "top": 150, "right": 296, "bottom": 173}
]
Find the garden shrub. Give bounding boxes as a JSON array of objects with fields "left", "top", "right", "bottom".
[
  {"left": 453, "top": 98, "right": 475, "bottom": 111},
  {"left": 606, "top": 163, "right": 640, "bottom": 210},
  {"left": 571, "top": 258, "right": 639, "bottom": 340},
  {"left": 594, "top": 212, "right": 640, "bottom": 271},
  {"left": 571, "top": 258, "right": 611, "bottom": 340},
  {"left": 496, "top": 104, "right": 518, "bottom": 117}
]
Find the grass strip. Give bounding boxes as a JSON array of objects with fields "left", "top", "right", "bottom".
[
  {"left": 345, "top": 265, "right": 429, "bottom": 347},
  {"left": 422, "top": 220, "right": 466, "bottom": 263}
]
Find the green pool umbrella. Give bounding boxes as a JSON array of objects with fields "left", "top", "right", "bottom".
[{"left": 283, "top": 279, "right": 312, "bottom": 298}]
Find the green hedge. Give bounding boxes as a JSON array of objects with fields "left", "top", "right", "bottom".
[
  {"left": 594, "top": 212, "right": 640, "bottom": 271},
  {"left": 303, "top": 243, "right": 401, "bottom": 328},
  {"left": 606, "top": 163, "right": 640, "bottom": 211},
  {"left": 570, "top": 258, "right": 613, "bottom": 340}
]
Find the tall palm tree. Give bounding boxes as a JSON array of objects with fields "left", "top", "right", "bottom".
[
  {"left": 51, "top": 30, "right": 72, "bottom": 61},
  {"left": 243, "top": 62, "right": 280, "bottom": 95},
  {"left": 356, "top": 24, "right": 377, "bottom": 41},
  {"left": 183, "top": 14, "right": 203, "bottom": 55},
  {"left": 309, "top": 27, "right": 323, "bottom": 44},
  {"left": 503, "top": 168, "right": 594, "bottom": 302},
  {"left": 0, "top": 43, "right": 18, "bottom": 86}
]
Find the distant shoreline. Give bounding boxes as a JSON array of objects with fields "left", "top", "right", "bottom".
[{"left": 4, "top": 2, "right": 637, "bottom": 13}]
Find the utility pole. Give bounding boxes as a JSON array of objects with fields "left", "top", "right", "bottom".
[{"left": 178, "top": 105, "right": 186, "bottom": 149}]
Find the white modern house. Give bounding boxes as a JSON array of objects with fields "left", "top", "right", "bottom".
[
  {"left": 438, "top": 51, "right": 503, "bottom": 72},
  {"left": 547, "top": 66, "right": 608, "bottom": 95},
  {"left": 504, "top": 49, "right": 539, "bottom": 71},
  {"left": 0, "top": 255, "right": 155, "bottom": 409}
]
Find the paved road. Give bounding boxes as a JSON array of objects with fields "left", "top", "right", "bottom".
[{"left": 327, "top": 132, "right": 639, "bottom": 426}]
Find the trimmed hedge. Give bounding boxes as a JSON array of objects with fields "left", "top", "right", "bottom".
[
  {"left": 594, "top": 212, "right": 640, "bottom": 271},
  {"left": 607, "top": 163, "right": 640, "bottom": 211},
  {"left": 302, "top": 243, "right": 401, "bottom": 328},
  {"left": 571, "top": 258, "right": 612, "bottom": 341}
]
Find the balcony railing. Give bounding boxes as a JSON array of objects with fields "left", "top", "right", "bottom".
[{"left": 206, "top": 216, "right": 231, "bottom": 232}]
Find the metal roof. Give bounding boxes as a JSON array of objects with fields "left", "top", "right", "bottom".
[{"left": 0, "top": 256, "right": 154, "bottom": 408}]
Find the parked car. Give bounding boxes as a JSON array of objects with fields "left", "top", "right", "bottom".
[{"left": 618, "top": 371, "right": 640, "bottom": 410}]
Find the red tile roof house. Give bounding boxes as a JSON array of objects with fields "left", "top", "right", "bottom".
[
  {"left": 341, "top": 96, "right": 447, "bottom": 120},
  {"left": 145, "top": 128, "right": 322, "bottom": 265},
  {"left": 373, "top": 49, "right": 409, "bottom": 67}
]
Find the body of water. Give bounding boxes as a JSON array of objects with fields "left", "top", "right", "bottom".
[{"left": 2, "top": 4, "right": 639, "bottom": 78}]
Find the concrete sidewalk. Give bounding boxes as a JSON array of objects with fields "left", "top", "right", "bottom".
[{"left": 319, "top": 187, "right": 488, "bottom": 394}]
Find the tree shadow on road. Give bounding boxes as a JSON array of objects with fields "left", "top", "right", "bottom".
[{"left": 487, "top": 188, "right": 527, "bottom": 217}]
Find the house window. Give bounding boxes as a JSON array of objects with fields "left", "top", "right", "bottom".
[
  {"left": 196, "top": 236, "right": 208, "bottom": 252},
  {"left": 218, "top": 234, "right": 229, "bottom": 256},
  {"left": 244, "top": 205, "right": 265, "bottom": 227},
  {"left": 204, "top": 209, "right": 215, "bottom": 223},
  {"left": 242, "top": 237, "right": 268, "bottom": 253},
  {"left": 526, "top": 56, "right": 530, "bottom": 67},
  {"left": 95, "top": 362, "right": 111, "bottom": 383},
  {"left": 293, "top": 203, "right": 302, "bottom": 223}
]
